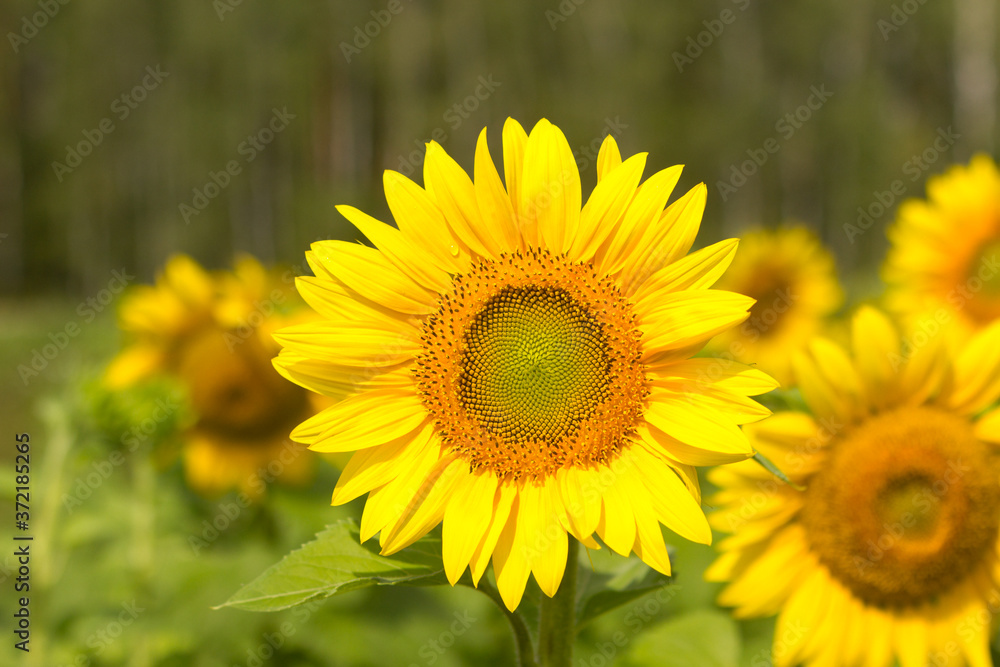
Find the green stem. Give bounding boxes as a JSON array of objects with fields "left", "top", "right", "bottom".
[
  {"left": 480, "top": 581, "right": 538, "bottom": 667},
  {"left": 538, "top": 537, "right": 578, "bottom": 667}
]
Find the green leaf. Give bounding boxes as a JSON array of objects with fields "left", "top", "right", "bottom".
[
  {"left": 218, "top": 519, "right": 448, "bottom": 611},
  {"left": 752, "top": 450, "right": 805, "bottom": 491},
  {"left": 618, "top": 609, "right": 741, "bottom": 667},
  {"left": 575, "top": 544, "right": 674, "bottom": 629}
]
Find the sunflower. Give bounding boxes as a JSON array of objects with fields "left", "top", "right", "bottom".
[
  {"left": 707, "top": 226, "right": 842, "bottom": 386},
  {"left": 707, "top": 305, "right": 1000, "bottom": 667},
  {"left": 107, "top": 254, "right": 319, "bottom": 498},
  {"left": 273, "top": 118, "right": 777, "bottom": 611},
  {"left": 884, "top": 154, "right": 1000, "bottom": 338}
]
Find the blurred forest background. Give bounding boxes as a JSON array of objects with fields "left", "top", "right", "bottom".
[
  {"left": 2, "top": 1, "right": 1000, "bottom": 666},
  {"left": 2, "top": 0, "right": 997, "bottom": 298}
]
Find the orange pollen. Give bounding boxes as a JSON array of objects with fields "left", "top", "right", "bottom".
[
  {"left": 413, "top": 249, "right": 647, "bottom": 482},
  {"left": 800, "top": 406, "right": 1000, "bottom": 609}
]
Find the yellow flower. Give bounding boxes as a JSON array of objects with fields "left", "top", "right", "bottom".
[
  {"left": 884, "top": 154, "right": 1000, "bottom": 338},
  {"left": 107, "top": 254, "right": 318, "bottom": 498},
  {"left": 707, "top": 226, "right": 842, "bottom": 386},
  {"left": 274, "top": 118, "right": 777, "bottom": 611},
  {"left": 707, "top": 306, "right": 1000, "bottom": 667}
]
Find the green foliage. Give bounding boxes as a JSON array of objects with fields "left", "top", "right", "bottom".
[
  {"left": 220, "top": 519, "right": 448, "bottom": 612},
  {"left": 576, "top": 544, "right": 673, "bottom": 629},
  {"left": 618, "top": 609, "right": 741, "bottom": 667}
]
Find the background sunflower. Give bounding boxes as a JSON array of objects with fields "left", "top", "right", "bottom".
[
  {"left": 884, "top": 154, "right": 1000, "bottom": 339},
  {"left": 107, "top": 254, "right": 320, "bottom": 497},
  {"left": 707, "top": 227, "right": 843, "bottom": 386},
  {"left": 708, "top": 307, "right": 1000, "bottom": 667}
]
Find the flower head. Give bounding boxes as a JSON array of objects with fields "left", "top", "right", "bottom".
[
  {"left": 708, "top": 306, "right": 1000, "bottom": 667},
  {"left": 708, "top": 226, "right": 842, "bottom": 385},
  {"left": 275, "top": 118, "right": 777, "bottom": 610},
  {"left": 884, "top": 154, "right": 1000, "bottom": 338},
  {"left": 108, "top": 254, "right": 318, "bottom": 497}
]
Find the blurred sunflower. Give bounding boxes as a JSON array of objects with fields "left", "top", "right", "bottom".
[
  {"left": 107, "top": 254, "right": 320, "bottom": 498},
  {"left": 707, "top": 226, "right": 842, "bottom": 386},
  {"left": 707, "top": 306, "right": 1000, "bottom": 667},
  {"left": 273, "top": 118, "right": 777, "bottom": 611},
  {"left": 884, "top": 154, "right": 1000, "bottom": 338}
]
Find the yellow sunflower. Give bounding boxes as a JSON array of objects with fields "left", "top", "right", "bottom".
[
  {"left": 884, "top": 154, "right": 1000, "bottom": 338},
  {"left": 707, "top": 305, "right": 1000, "bottom": 667},
  {"left": 107, "top": 254, "right": 319, "bottom": 498},
  {"left": 707, "top": 226, "right": 843, "bottom": 386},
  {"left": 273, "top": 118, "right": 778, "bottom": 611}
]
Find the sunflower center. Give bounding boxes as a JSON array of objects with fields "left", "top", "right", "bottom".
[
  {"left": 458, "top": 285, "right": 610, "bottom": 442},
  {"left": 415, "top": 250, "right": 647, "bottom": 482},
  {"left": 176, "top": 328, "right": 309, "bottom": 442},
  {"left": 744, "top": 275, "right": 794, "bottom": 338},
  {"left": 800, "top": 406, "right": 1000, "bottom": 609}
]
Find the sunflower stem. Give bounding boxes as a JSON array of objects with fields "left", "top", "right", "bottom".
[
  {"left": 538, "top": 537, "right": 578, "bottom": 667},
  {"left": 479, "top": 580, "right": 538, "bottom": 667}
]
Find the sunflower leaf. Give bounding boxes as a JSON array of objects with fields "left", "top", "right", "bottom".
[
  {"left": 575, "top": 544, "right": 675, "bottom": 629},
  {"left": 217, "top": 519, "right": 447, "bottom": 612}
]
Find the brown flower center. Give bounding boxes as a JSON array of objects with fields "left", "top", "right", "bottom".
[
  {"left": 800, "top": 406, "right": 1000, "bottom": 608},
  {"left": 176, "top": 328, "right": 308, "bottom": 442},
  {"left": 414, "top": 250, "right": 647, "bottom": 482}
]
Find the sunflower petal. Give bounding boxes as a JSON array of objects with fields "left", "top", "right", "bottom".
[
  {"left": 442, "top": 470, "right": 499, "bottom": 585},
  {"left": 569, "top": 153, "right": 647, "bottom": 262},
  {"left": 596, "top": 134, "right": 623, "bottom": 180},
  {"left": 337, "top": 205, "right": 452, "bottom": 292},
  {"left": 309, "top": 241, "right": 437, "bottom": 315},
  {"left": 634, "top": 238, "right": 740, "bottom": 299},
  {"left": 380, "top": 456, "right": 465, "bottom": 554},
  {"left": 383, "top": 170, "right": 469, "bottom": 273},
  {"left": 492, "top": 496, "right": 533, "bottom": 611},
  {"left": 519, "top": 119, "right": 581, "bottom": 255},
  {"left": 470, "top": 481, "right": 517, "bottom": 585},
  {"left": 638, "top": 290, "right": 754, "bottom": 356},
  {"left": 597, "top": 166, "right": 683, "bottom": 277},
  {"left": 502, "top": 118, "right": 529, "bottom": 244},
  {"left": 474, "top": 128, "right": 520, "bottom": 254},
  {"left": 425, "top": 141, "right": 498, "bottom": 258},
  {"left": 642, "top": 394, "right": 754, "bottom": 464},
  {"left": 292, "top": 389, "right": 427, "bottom": 451}
]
